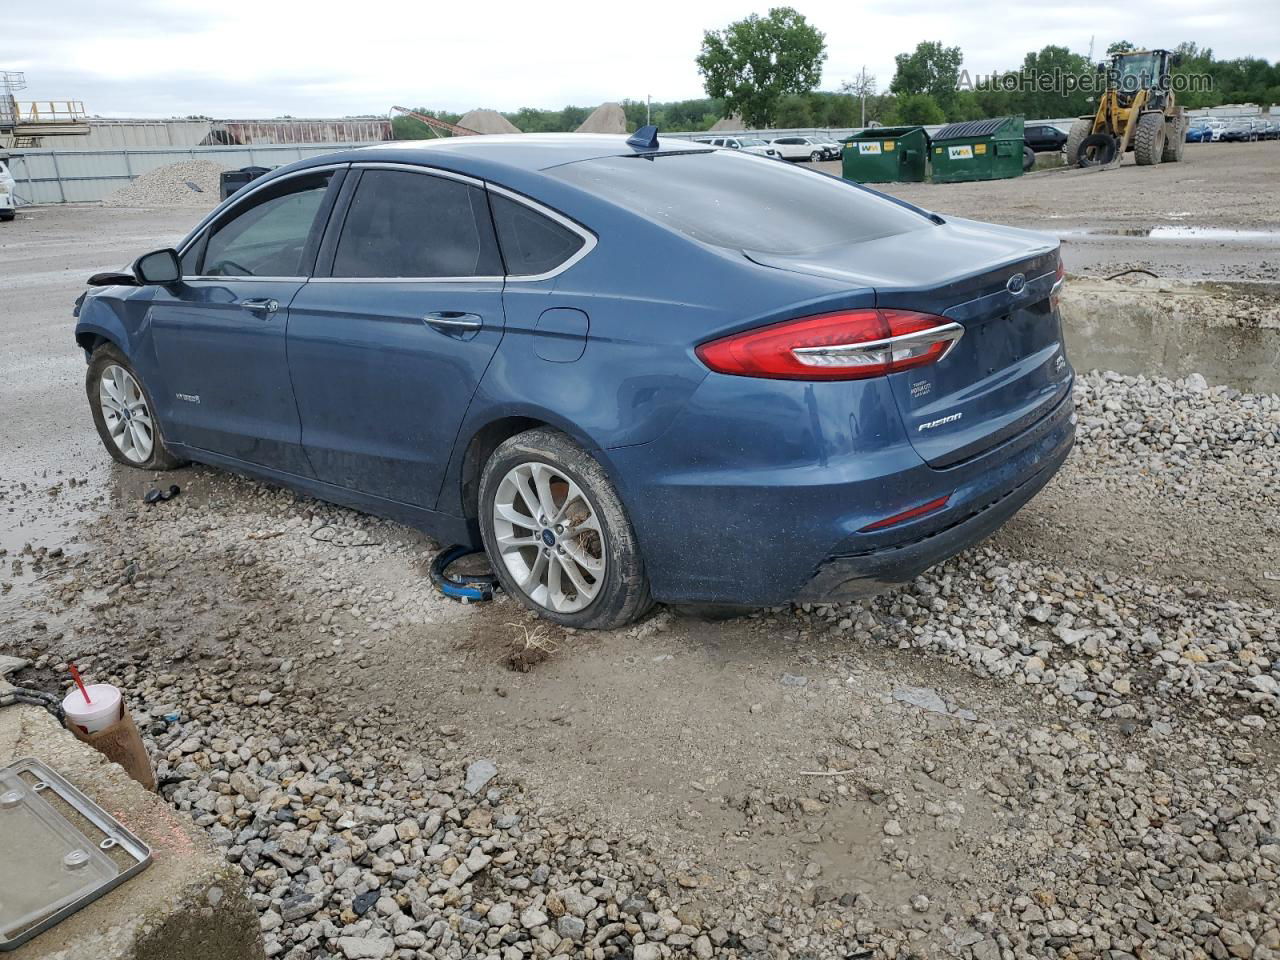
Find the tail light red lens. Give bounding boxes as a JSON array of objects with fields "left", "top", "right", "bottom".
[
  {"left": 1051, "top": 255, "right": 1065, "bottom": 309},
  {"left": 695, "top": 309, "right": 964, "bottom": 381}
]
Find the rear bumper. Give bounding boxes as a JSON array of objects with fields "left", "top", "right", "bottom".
[
  {"left": 797, "top": 419, "right": 1072, "bottom": 601},
  {"left": 607, "top": 371, "right": 1076, "bottom": 607}
]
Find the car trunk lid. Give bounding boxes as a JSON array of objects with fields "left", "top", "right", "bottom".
[{"left": 746, "top": 218, "right": 1071, "bottom": 467}]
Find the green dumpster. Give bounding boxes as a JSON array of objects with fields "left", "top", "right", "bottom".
[
  {"left": 929, "top": 116, "right": 1025, "bottom": 183},
  {"left": 841, "top": 126, "right": 929, "bottom": 183}
]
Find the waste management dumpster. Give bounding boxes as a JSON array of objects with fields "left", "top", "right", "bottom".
[
  {"left": 840, "top": 127, "right": 929, "bottom": 183},
  {"left": 929, "top": 117, "right": 1025, "bottom": 183}
]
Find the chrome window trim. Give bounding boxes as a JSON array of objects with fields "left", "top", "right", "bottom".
[
  {"left": 307, "top": 171, "right": 598, "bottom": 285},
  {"left": 345, "top": 160, "right": 485, "bottom": 187},
  {"left": 486, "top": 183, "right": 598, "bottom": 283},
  {"left": 182, "top": 276, "right": 309, "bottom": 283}
]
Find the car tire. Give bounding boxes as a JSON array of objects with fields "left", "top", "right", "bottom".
[
  {"left": 810, "top": 151, "right": 823, "bottom": 162},
  {"left": 0, "top": 212, "right": 14, "bottom": 222},
  {"left": 87, "top": 343, "right": 186, "bottom": 471},
  {"left": 1022, "top": 145, "right": 1036, "bottom": 172},
  {"left": 479, "top": 427, "right": 653, "bottom": 630}
]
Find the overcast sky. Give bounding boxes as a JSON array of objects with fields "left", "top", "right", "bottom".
[{"left": 8, "top": 0, "right": 1278, "bottom": 119}]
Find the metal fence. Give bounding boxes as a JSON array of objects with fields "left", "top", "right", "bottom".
[{"left": 4, "top": 142, "right": 380, "bottom": 205}]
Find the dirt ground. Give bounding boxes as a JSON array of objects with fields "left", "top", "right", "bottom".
[{"left": 2, "top": 142, "right": 1279, "bottom": 959}]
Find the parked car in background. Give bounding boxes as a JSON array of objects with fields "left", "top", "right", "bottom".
[
  {"left": 810, "top": 134, "right": 844, "bottom": 157},
  {"left": 1220, "top": 119, "right": 1261, "bottom": 142},
  {"left": 768, "top": 136, "right": 840, "bottom": 162},
  {"left": 765, "top": 137, "right": 814, "bottom": 161},
  {"left": 1185, "top": 122, "right": 1214, "bottom": 143},
  {"left": 1262, "top": 119, "right": 1280, "bottom": 140},
  {"left": 0, "top": 159, "right": 16, "bottom": 222},
  {"left": 1024, "top": 124, "right": 1068, "bottom": 152},
  {"left": 693, "top": 136, "right": 779, "bottom": 158},
  {"left": 74, "top": 134, "right": 1073, "bottom": 629}
]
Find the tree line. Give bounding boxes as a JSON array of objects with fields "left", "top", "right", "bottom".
[{"left": 392, "top": 11, "right": 1280, "bottom": 139}]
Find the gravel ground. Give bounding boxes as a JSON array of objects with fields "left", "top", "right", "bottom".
[{"left": 4, "top": 371, "right": 1277, "bottom": 960}]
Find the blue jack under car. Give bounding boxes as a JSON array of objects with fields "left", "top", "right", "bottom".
[{"left": 74, "top": 131, "right": 1075, "bottom": 629}]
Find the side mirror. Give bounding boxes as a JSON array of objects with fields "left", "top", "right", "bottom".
[{"left": 133, "top": 248, "right": 181, "bottom": 285}]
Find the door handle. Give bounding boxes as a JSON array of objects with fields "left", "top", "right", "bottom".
[
  {"left": 240, "top": 297, "right": 279, "bottom": 317},
  {"left": 423, "top": 311, "right": 482, "bottom": 332}
]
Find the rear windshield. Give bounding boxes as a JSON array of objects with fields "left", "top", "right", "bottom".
[{"left": 551, "top": 150, "right": 932, "bottom": 255}]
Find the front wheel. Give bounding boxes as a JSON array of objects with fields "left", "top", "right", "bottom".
[
  {"left": 810, "top": 151, "right": 823, "bottom": 162},
  {"left": 87, "top": 344, "right": 186, "bottom": 470},
  {"left": 479, "top": 428, "right": 652, "bottom": 629}
]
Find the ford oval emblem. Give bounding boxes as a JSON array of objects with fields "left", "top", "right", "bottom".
[{"left": 1006, "top": 273, "right": 1027, "bottom": 296}]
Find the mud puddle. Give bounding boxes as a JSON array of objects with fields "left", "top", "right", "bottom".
[{"left": 1060, "top": 226, "right": 1280, "bottom": 242}]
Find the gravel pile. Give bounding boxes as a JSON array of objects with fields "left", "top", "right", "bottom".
[
  {"left": 102, "top": 160, "right": 227, "bottom": 208},
  {"left": 576, "top": 104, "right": 627, "bottom": 135},
  {"left": 5, "top": 370, "right": 1279, "bottom": 960},
  {"left": 457, "top": 110, "right": 521, "bottom": 135}
]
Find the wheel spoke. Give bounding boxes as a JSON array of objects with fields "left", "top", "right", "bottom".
[
  {"left": 558, "top": 551, "right": 597, "bottom": 598},
  {"left": 495, "top": 501, "right": 537, "bottom": 530},
  {"left": 561, "top": 538, "right": 604, "bottom": 574},
  {"left": 530, "top": 463, "right": 558, "bottom": 520},
  {"left": 497, "top": 531, "right": 539, "bottom": 551},
  {"left": 565, "top": 512, "right": 601, "bottom": 537},
  {"left": 521, "top": 550, "right": 548, "bottom": 591},
  {"left": 550, "top": 479, "right": 585, "bottom": 524},
  {"left": 545, "top": 554, "right": 565, "bottom": 610}
]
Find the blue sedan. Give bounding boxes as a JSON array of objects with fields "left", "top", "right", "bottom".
[{"left": 74, "top": 132, "right": 1074, "bottom": 628}]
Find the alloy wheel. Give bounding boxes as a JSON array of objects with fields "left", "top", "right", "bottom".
[
  {"left": 492, "top": 462, "right": 605, "bottom": 613},
  {"left": 98, "top": 364, "right": 154, "bottom": 464}
]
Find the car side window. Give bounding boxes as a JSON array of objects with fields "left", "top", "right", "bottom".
[
  {"left": 489, "top": 193, "right": 586, "bottom": 277},
  {"left": 201, "top": 172, "right": 333, "bottom": 278},
  {"left": 331, "top": 169, "right": 501, "bottom": 278}
]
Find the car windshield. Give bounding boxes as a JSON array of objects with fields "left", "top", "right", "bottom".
[
  {"left": 551, "top": 149, "right": 933, "bottom": 255},
  {"left": 741, "top": 139, "right": 768, "bottom": 146}
]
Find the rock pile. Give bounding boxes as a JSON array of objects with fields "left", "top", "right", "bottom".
[{"left": 101, "top": 160, "right": 227, "bottom": 208}]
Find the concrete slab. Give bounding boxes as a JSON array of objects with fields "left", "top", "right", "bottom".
[{"left": 0, "top": 700, "right": 263, "bottom": 960}]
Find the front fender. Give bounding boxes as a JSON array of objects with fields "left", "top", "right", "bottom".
[{"left": 74, "top": 287, "right": 152, "bottom": 359}]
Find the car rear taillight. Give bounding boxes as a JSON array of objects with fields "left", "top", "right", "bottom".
[
  {"left": 1050, "top": 255, "right": 1065, "bottom": 309},
  {"left": 695, "top": 309, "right": 964, "bottom": 381}
]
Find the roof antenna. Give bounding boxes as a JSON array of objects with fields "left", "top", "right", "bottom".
[{"left": 626, "top": 125, "right": 659, "bottom": 150}]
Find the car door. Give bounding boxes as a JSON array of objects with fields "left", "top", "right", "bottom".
[
  {"left": 285, "top": 163, "right": 505, "bottom": 507},
  {"left": 149, "top": 166, "right": 342, "bottom": 475}
]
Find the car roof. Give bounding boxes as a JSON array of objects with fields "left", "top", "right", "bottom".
[{"left": 284, "top": 134, "right": 712, "bottom": 179}]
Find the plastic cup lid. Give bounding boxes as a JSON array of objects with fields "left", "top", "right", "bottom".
[{"left": 61, "top": 684, "right": 122, "bottom": 721}]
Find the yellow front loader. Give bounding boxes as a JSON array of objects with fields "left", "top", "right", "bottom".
[{"left": 1065, "top": 49, "right": 1186, "bottom": 168}]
